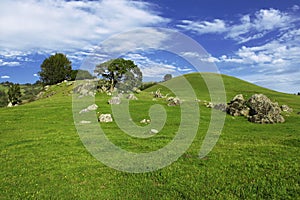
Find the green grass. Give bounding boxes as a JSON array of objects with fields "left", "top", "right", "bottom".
[{"left": 1, "top": 73, "right": 299, "bottom": 199}]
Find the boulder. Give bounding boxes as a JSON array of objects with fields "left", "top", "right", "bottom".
[
  {"left": 99, "top": 114, "right": 113, "bottom": 123},
  {"left": 126, "top": 93, "right": 138, "bottom": 100},
  {"left": 247, "top": 94, "right": 284, "bottom": 124},
  {"left": 108, "top": 97, "right": 121, "bottom": 105},
  {"left": 167, "top": 97, "right": 181, "bottom": 106},
  {"left": 226, "top": 94, "right": 250, "bottom": 117},
  {"left": 154, "top": 89, "right": 163, "bottom": 98},
  {"left": 79, "top": 104, "right": 98, "bottom": 114}
]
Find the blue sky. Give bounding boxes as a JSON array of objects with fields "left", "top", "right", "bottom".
[{"left": 0, "top": 0, "right": 299, "bottom": 93}]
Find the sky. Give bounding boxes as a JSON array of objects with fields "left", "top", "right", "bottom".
[{"left": 0, "top": 0, "right": 299, "bottom": 93}]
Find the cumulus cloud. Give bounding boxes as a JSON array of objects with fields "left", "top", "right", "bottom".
[
  {"left": 123, "top": 53, "right": 177, "bottom": 78},
  {"left": 176, "top": 19, "right": 227, "bottom": 34},
  {"left": 0, "top": 0, "right": 169, "bottom": 51},
  {"left": 177, "top": 8, "right": 295, "bottom": 43},
  {"left": 1, "top": 75, "right": 10, "bottom": 79}
]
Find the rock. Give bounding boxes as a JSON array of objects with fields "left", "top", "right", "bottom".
[
  {"left": 73, "top": 81, "right": 96, "bottom": 97},
  {"left": 247, "top": 94, "right": 284, "bottom": 124},
  {"left": 213, "top": 103, "right": 227, "bottom": 112},
  {"left": 154, "top": 89, "right": 163, "bottom": 98},
  {"left": 79, "top": 104, "right": 98, "bottom": 114},
  {"left": 205, "top": 102, "right": 214, "bottom": 108},
  {"left": 281, "top": 105, "right": 293, "bottom": 113},
  {"left": 167, "top": 97, "right": 181, "bottom": 106},
  {"left": 108, "top": 96, "right": 121, "bottom": 105},
  {"left": 87, "top": 104, "right": 98, "bottom": 111},
  {"left": 126, "top": 93, "right": 138, "bottom": 100},
  {"left": 79, "top": 120, "right": 91, "bottom": 124},
  {"left": 150, "top": 129, "right": 159, "bottom": 134},
  {"left": 99, "top": 114, "right": 113, "bottom": 123},
  {"left": 226, "top": 94, "right": 250, "bottom": 117},
  {"left": 7, "top": 102, "right": 13, "bottom": 107},
  {"left": 140, "top": 119, "right": 151, "bottom": 124}
]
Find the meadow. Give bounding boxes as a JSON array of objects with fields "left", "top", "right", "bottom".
[{"left": 0, "top": 73, "right": 299, "bottom": 199}]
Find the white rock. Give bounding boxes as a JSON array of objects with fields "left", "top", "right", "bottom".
[
  {"left": 99, "top": 114, "right": 113, "bottom": 123},
  {"left": 150, "top": 129, "right": 159, "bottom": 134}
]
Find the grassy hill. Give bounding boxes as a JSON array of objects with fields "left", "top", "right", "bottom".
[{"left": 0, "top": 73, "right": 299, "bottom": 199}]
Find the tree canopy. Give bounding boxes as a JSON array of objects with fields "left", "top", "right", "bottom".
[
  {"left": 8, "top": 83, "right": 22, "bottom": 105},
  {"left": 95, "top": 58, "right": 142, "bottom": 92},
  {"left": 163, "top": 74, "right": 172, "bottom": 82},
  {"left": 39, "top": 53, "right": 72, "bottom": 85},
  {"left": 70, "top": 69, "right": 95, "bottom": 81}
]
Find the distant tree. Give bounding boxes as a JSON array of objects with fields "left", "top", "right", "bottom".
[
  {"left": 298, "top": 92, "right": 300, "bottom": 96},
  {"left": 8, "top": 83, "right": 22, "bottom": 105},
  {"left": 95, "top": 58, "right": 142, "bottom": 92},
  {"left": 39, "top": 53, "right": 72, "bottom": 85},
  {"left": 0, "top": 90, "right": 8, "bottom": 107},
  {"left": 70, "top": 69, "right": 95, "bottom": 80},
  {"left": 163, "top": 74, "right": 172, "bottom": 82}
]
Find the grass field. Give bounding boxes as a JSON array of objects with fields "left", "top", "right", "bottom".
[{"left": 1, "top": 73, "right": 299, "bottom": 199}]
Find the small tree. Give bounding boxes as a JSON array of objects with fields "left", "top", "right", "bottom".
[
  {"left": 163, "top": 74, "right": 172, "bottom": 82},
  {"left": 8, "top": 83, "right": 22, "bottom": 105},
  {"left": 39, "top": 53, "right": 72, "bottom": 85},
  {"left": 95, "top": 58, "right": 142, "bottom": 92},
  {"left": 0, "top": 90, "right": 8, "bottom": 107}
]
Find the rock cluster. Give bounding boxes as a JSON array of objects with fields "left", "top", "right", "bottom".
[
  {"left": 211, "top": 94, "right": 288, "bottom": 124},
  {"left": 247, "top": 94, "right": 284, "bottom": 124},
  {"left": 73, "top": 81, "right": 96, "bottom": 97}
]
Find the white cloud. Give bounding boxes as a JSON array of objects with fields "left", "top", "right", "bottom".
[
  {"left": 0, "top": 0, "right": 168, "bottom": 51},
  {"left": 177, "top": 19, "right": 227, "bottom": 34},
  {"left": 0, "top": 59, "right": 20, "bottom": 66},
  {"left": 123, "top": 53, "right": 177, "bottom": 78},
  {"left": 1, "top": 75, "right": 10, "bottom": 79},
  {"left": 33, "top": 74, "right": 38, "bottom": 77},
  {"left": 177, "top": 8, "right": 295, "bottom": 44}
]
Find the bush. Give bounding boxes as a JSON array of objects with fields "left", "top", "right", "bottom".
[{"left": 0, "top": 90, "right": 8, "bottom": 107}]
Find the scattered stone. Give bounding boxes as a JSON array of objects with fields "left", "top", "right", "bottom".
[
  {"left": 79, "top": 108, "right": 89, "bottom": 114},
  {"left": 281, "top": 105, "right": 293, "bottom": 113},
  {"left": 99, "top": 114, "right": 113, "bottom": 123},
  {"left": 150, "top": 129, "right": 159, "bottom": 134},
  {"left": 167, "top": 97, "right": 181, "bottom": 106},
  {"left": 108, "top": 96, "right": 121, "bottom": 105},
  {"left": 7, "top": 102, "right": 13, "bottom": 107},
  {"left": 140, "top": 119, "right": 151, "bottom": 124},
  {"left": 247, "top": 94, "right": 284, "bottom": 124},
  {"left": 205, "top": 102, "right": 214, "bottom": 108},
  {"left": 79, "top": 120, "right": 91, "bottom": 124},
  {"left": 126, "top": 93, "right": 138, "bottom": 100}
]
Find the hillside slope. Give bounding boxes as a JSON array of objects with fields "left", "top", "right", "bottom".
[{"left": 1, "top": 73, "right": 299, "bottom": 199}]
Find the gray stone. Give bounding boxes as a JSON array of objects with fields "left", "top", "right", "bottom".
[
  {"left": 247, "top": 94, "right": 285, "bottom": 124},
  {"left": 226, "top": 94, "right": 250, "bottom": 117},
  {"left": 108, "top": 97, "right": 121, "bottom": 105},
  {"left": 127, "top": 93, "right": 138, "bottom": 100},
  {"left": 99, "top": 114, "right": 113, "bottom": 123},
  {"left": 167, "top": 97, "right": 181, "bottom": 106}
]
